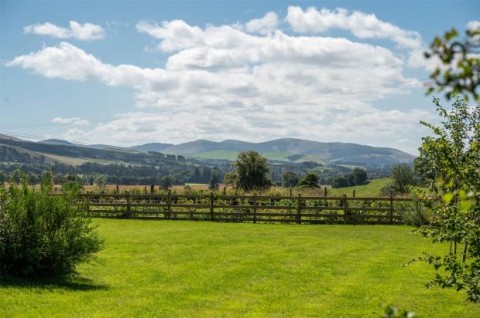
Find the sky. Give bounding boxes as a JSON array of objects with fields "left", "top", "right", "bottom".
[{"left": 1, "top": 0, "right": 478, "bottom": 155}]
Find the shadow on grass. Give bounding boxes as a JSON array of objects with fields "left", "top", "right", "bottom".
[{"left": 0, "top": 275, "right": 109, "bottom": 291}]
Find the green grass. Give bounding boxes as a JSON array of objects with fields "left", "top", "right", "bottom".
[
  {"left": 195, "top": 150, "right": 240, "bottom": 160},
  {"left": 1, "top": 220, "right": 477, "bottom": 317},
  {"left": 328, "top": 178, "right": 393, "bottom": 197}
]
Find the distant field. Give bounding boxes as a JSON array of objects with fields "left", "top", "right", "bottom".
[
  {"left": 80, "top": 178, "right": 393, "bottom": 197},
  {"left": 327, "top": 178, "right": 393, "bottom": 197},
  {"left": 0, "top": 220, "right": 477, "bottom": 317},
  {"left": 43, "top": 153, "right": 92, "bottom": 166}
]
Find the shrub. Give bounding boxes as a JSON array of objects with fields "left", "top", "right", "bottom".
[
  {"left": 401, "top": 195, "right": 430, "bottom": 227},
  {"left": 380, "top": 182, "right": 397, "bottom": 196},
  {"left": 0, "top": 182, "right": 103, "bottom": 278}
]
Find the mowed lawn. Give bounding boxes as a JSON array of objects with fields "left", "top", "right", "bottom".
[{"left": 1, "top": 220, "right": 478, "bottom": 317}]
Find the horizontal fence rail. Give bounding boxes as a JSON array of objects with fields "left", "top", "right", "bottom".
[{"left": 77, "top": 191, "right": 414, "bottom": 225}]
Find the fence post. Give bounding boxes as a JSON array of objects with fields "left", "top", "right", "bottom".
[
  {"left": 324, "top": 187, "right": 327, "bottom": 197},
  {"left": 126, "top": 191, "right": 131, "bottom": 218},
  {"left": 389, "top": 194, "right": 394, "bottom": 224},
  {"left": 352, "top": 190, "right": 356, "bottom": 198},
  {"left": 296, "top": 194, "right": 302, "bottom": 224},
  {"left": 86, "top": 192, "right": 91, "bottom": 215},
  {"left": 253, "top": 193, "right": 257, "bottom": 224},
  {"left": 343, "top": 194, "right": 349, "bottom": 223},
  {"left": 289, "top": 188, "right": 293, "bottom": 197},
  {"left": 210, "top": 192, "right": 215, "bottom": 222},
  {"left": 167, "top": 190, "right": 172, "bottom": 220}
]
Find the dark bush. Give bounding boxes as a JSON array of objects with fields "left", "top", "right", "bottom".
[{"left": 0, "top": 182, "right": 103, "bottom": 278}]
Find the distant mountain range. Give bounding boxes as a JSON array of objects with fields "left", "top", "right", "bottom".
[
  {"left": 0, "top": 133, "right": 415, "bottom": 167},
  {"left": 132, "top": 138, "right": 415, "bottom": 166}
]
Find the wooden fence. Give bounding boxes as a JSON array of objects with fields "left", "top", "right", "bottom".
[{"left": 79, "top": 191, "right": 414, "bottom": 225}]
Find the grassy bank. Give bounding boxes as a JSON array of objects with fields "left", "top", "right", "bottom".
[{"left": 1, "top": 220, "right": 477, "bottom": 317}]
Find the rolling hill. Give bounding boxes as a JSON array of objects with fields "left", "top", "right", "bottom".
[
  {"left": 134, "top": 138, "right": 416, "bottom": 166},
  {"left": 0, "top": 134, "right": 415, "bottom": 168}
]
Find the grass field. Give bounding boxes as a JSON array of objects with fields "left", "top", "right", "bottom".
[
  {"left": 1, "top": 220, "right": 477, "bottom": 317},
  {"left": 327, "top": 178, "right": 393, "bottom": 197}
]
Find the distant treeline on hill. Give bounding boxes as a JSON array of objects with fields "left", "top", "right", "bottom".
[
  {"left": 0, "top": 162, "right": 225, "bottom": 186},
  {"left": 0, "top": 134, "right": 395, "bottom": 187}
]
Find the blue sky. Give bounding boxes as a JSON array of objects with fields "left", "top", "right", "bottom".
[{"left": 1, "top": 0, "right": 478, "bottom": 154}]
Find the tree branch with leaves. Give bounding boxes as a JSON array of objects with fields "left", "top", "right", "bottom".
[
  {"left": 415, "top": 96, "right": 480, "bottom": 302},
  {"left": 425, "top": 26, "right": 480, "bottom": 101}
]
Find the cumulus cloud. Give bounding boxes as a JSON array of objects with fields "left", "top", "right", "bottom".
[
  {"left": 52, "top": 117, "right": 90, "bottom": 126},
  {"left": 23, "top": 21, "right": 105, "bottom": 40},
  {"left": 9, "top": 7, "right": 428, "bottom": 153},
  {"left": 136, "top": 20, "right": 203, "bottom": 51},
  {"left": 286, "top": 6, "right": 422, "bottom": 49},
  {"left": 245, "top": 12, "right": 279, "bottom": 34},
  {"left": 7, "top": 42, "right": 171, "bottom": 87},
  {"left": 467, "top": 20, "right": 480, "bottom": 31}
]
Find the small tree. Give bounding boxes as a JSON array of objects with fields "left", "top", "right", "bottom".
[
  {"left": 390, "top": 164, "right": 417, "bottom": 194},
  {"left": 282, "top": 171, "right": 299, "bottom": 188},
  {"left": 352, "top": 168, "right": 368, "bottom": 185},
  {"left": 209, "top": 173, "right": 219, "bottom": 191},
  {"left": 233, "top": 151, "right": 271, "bottom": 192},
  {"left": 159, "top": 176, "right": 173, "bottom": 191},
  {"left": 94, "top": 175, "right": 107, "bottom": 190},
  {"left": 223, "top": 171, "right": 239, "bottom": 189},
  {"left": 416, "top": 96, "right": 480, "bottom": 302},
  {"left": 332, "top": 176, "right": 349, "bottom": 188},
  {"left": 298, "top": 173, "right": 319, "bottom": 188}
]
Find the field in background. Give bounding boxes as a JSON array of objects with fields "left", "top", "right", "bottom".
[
  {"left": 81, "top": 178, "right": 393, "bottom": 198},
  {"left": 1, "top": 219, "right": 477, "bottom": 317},
  {"left": 327, "top": 178, "right": 393, "bottom": 197}
]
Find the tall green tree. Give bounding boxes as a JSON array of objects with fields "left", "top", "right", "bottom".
[
  {"left": 233, "top": 151, "right": 271, "bottom": 192},
  {"left": 416, "top": 96, "right": 480, "bottom": 302}
]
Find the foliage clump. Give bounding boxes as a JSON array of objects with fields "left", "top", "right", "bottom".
[
  {"left": 0, "top": 181, "right": 103, "bottom": 278},
  {"left": 416, "top": 96, "right": 480, "bottom": 302},
  {"left": 332, "top": 168, "right": 368, "bottom": 189},
  {"left": 298, "top": 173, "right": 319, "bottom": 188},
  {"left": 425, "top": 27, "right": 480, "bottom": 101},
  {"left": 381, "top": 164, "right": 418, "bottom": 196},
  {"left": 228, "top": 151, "right": 271, "bottom": 192}
]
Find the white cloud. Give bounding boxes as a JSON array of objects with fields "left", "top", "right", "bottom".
[
  {"left": 7, "top": 42, "right": 171, "bottom": 87},
  {"left": 286, "top": 6, "right": 422, "bottom": 49},
  {"left": 136, "top": 20, "right": 204, "bottom": 51},
  {"left": 23, "top": 21, "right": 105, "bottom": 40},
  {"left": 245, "top": 12, "right": 279, "bottom": 34},
  {"left": 467, "top": 20, "right": 480, "bottom": 31},
  {"left": 467, "top": 20, "right": 480, "bottom": 43},
  {"left": 10, "top": 8, "right": 429, "bottom": 154},
  {"left": 52, "top": 117, "right": 90, "bottom": 126}
]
